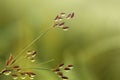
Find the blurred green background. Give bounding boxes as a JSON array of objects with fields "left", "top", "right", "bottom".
[{"left": 0, "top": 0, "right": 120, "bottom": 80}]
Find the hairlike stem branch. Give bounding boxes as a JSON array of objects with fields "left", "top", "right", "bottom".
[
  {"left": 22, "top": 67, "right": 51, "bottom": 71},
  {"left": 35, "top": 59, "right": 55, "bottom": 66}
]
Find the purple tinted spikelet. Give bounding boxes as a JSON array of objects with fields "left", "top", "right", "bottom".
[
  {"left": 53, "top": 12, "right": 75, "bottom": 31},
  {"left": 52, "top": 64, "right": 74, "bottom": 80},
  {"left": 71, "top": 12, "right": 75, "bottom": 18}
]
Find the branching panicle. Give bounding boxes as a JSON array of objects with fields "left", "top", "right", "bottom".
[{"left": 0, "top": 12, "right": 75, "bottom": 80}]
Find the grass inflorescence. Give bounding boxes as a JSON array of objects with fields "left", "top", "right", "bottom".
[{"left": 0, "top": 12, "right": 75, "bottom": 80}]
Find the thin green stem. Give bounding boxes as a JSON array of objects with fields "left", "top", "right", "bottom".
[
  {"left": 22, "top": 67, "right": 51, "bottom": 71},
  {"left": 13, "top": 26, "right": 53, "bottom": 64},
  {"left": 35, "top": 59, "right": 55, "bottom": 66}
]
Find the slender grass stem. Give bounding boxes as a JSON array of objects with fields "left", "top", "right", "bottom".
[
  {"left": 22, "top": 67, "right": 51, "bottom": 71},
  {"left": 13, "top": 26, "right": 53, "bottom": 65},
  {"left": 35, "top": 59, "right": 55, "bottom": 66}
]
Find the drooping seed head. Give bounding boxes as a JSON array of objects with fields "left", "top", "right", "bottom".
[
  {"left": 71, "top": 12, "right": 75, "bottom": 18},
  {"left": 60, "top": 12, "right": 66, "bottom": 17},
  {"left": 57, "top": 72, "right": 63, "bottom": 77},
  {"left": 13, "top": 66, "right": 20, "bottom": 69},
  {"left": 20, "top": 73, "right": 27, "bottom": 79},
  {"left": 54, "top": 15, "right": 59, "bottom": 21},
  {"left": 11, "top": 74, "right": 18, "bottom": 80},
  {"left": 62, "top": 26, "right": 69, "bottom": 31},
  {"left": 52, "top": 68, "right": 60, "bottom": 72},
  {"left": 1, "top": 69, "right": 12, "bottom": 75},
  {"left": 57, "top": 63, "right": 64, "bottom": 68},
  {"left": 62, "top": 76, "right": 68, "bottom": 80},
  {"left": 64, "top": 67, "right": 71, "bottom": 71},
  {"left": 66, "top": 13, "right": 72, "bottom": 19},
  {"left": 59, "top": 22, "right": 65, "bottom": 27},
  {"left": 68, "top": 64, "right": 74, "bottom": 69},
  {"left": 6, "top": 54, "right": 14, "bottom": 66},
  {"left": 26, "top": 51, "right": 37, "bottom": 62}
]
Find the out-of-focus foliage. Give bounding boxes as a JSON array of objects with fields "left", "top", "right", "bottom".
[{"left": 0, "top": 0, "right": 120, "bottom": 80}]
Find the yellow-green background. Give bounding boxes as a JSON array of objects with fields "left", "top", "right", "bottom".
[{"left": 0, "top": 0, "right": 120, "bottom": 80}]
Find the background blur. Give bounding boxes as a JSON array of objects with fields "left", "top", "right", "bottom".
[{"left": 0, "top": 0, "right": 120, "bottom": 80}]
